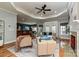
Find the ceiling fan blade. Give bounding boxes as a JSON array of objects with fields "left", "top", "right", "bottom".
[
  {"left": 37, "top": 10, "right": 42, "bottom": 14},
  {"left": 35, "top": 7, "right": 41, "bottom": 10},
  {"left": 43, "top": 11, "right": 46, "bottom": 14},
  {"left": 44, "top": 9, "right": 51, "bottom": 11},
  {"left": 42, "top": 4, "right": 46, "bottom": 9},
  {"left": 44, "top": 4, "right": 46, "bottom": 8}
]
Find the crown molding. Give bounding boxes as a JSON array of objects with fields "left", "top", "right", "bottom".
[
  {"left": 10, "top": 2, "right": 67, "bottom": 19},
  {"left": 0, "top": 8, "right": 17, "bottom": 15}
]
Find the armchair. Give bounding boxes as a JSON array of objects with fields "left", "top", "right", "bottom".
[{"left": 16, "top": 35, "right": 32, "bottom": 52}]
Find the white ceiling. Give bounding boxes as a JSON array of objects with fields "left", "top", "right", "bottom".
[
  {"left": 11, "top": 2, "right": 68, "bottom": 19},
  {"left": 0, "top": 2, "right": 69, "bottom": 22}
]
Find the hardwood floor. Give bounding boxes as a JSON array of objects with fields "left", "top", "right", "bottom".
[{"left": 0, "top": 42, "right": 16, "bottom": 57}]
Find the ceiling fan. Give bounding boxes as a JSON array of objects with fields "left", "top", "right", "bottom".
[{"left": 35, "top": 4, "right": 51, "bottom": 14}]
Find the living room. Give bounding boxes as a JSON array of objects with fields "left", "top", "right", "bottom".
[{"left": 0, "top": 2, "right": 79, "bottom": 57}]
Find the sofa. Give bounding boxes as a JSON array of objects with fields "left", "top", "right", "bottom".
[{"left": 37, "top": 38, "right": 56, "bottom": 56}]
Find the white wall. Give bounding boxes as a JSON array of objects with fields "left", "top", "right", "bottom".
[
  {"left": 43, "top": 19, "right": 68, "bottom": 36},
  {"left": 68, "top": 2, "right": 79, "bottom": 56},
  {"left": 0, "top": 9, "right": 17, "bottom": 44},
  {"left": 69, "top": 2, "right": 79, "bottom": 32},
  {"left": 58, "top": 19, "right": 69, "bottom": 36},
  {"left": 43, "top": 21, "right": 59, "bottom": 35}
]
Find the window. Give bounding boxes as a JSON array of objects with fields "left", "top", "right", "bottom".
[
  {"left": 60, "top": 23, "right": 68, "bottom": 35},
  {"left": 52, "top": 25, "right": 56, "bottom": 33},
  {"left": 32, "top": 27, "right": 37, "bottom": 32},
  {"left": 60, "top": 26, "right": 66, "bottom": 35},
  {"left": 24, "top": 27, "right": 29, "bottom": 30},
  {"left": 46, "top": 26, "right": 50, "bottom": 32}
]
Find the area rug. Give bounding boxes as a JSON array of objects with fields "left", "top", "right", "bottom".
[
  {"left": 7, "top": 40, "right": 59, "bottom": 57},
  {"left": 7, "top": 40, "right": 37, "bottom": 57},
  {"left": 7, "top": 46, "right": 37, "bottom": 57},
  {"left": 7, "top": 40, "right": 76, "bottom": 57}
]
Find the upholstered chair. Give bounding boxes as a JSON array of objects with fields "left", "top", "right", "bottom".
[{"left": 16, "top": 35, "right": 32, "bottom": 52}]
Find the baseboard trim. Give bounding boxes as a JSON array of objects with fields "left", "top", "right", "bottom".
[{"left": 4, "top": 40, "right": 16, "bottom": 44}]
